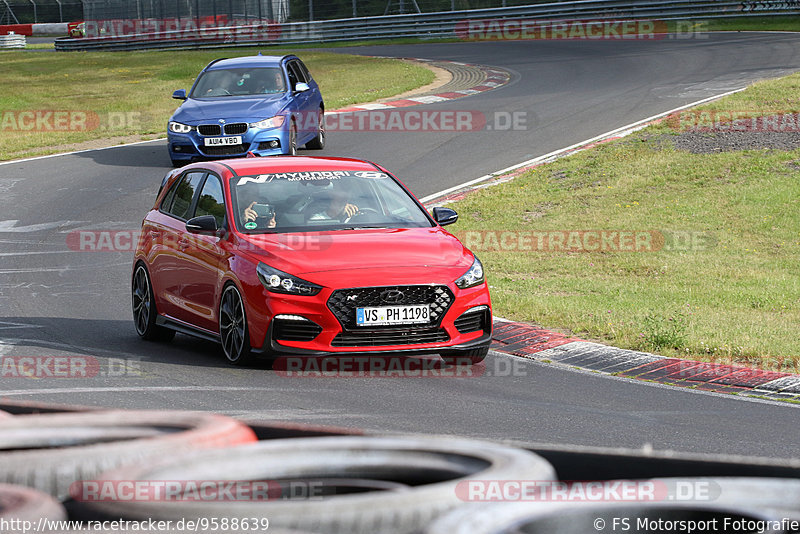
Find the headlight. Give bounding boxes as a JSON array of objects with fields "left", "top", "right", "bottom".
[
  {"left": 455, "top": 256, "right": 484, "bottom": 289},
  {"left": 257, "top": 262, "right": 322, "bottom": 296},
  {"left": 249, "top": 116, "right": 285, "bottom": 130},
  {"left": 169, "top": 121, "right": 194, "bottom": 134}
]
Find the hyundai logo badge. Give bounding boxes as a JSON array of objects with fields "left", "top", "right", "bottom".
[{"left": 380, "top": 289, "right": 405, "bottom": 304}]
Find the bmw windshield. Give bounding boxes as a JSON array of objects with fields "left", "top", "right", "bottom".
[
  {"left": 230, "top": 170, "right": 435, "bottom": 233},
  {"left": 190, "top": 67, "right": 286, "bottom": 98}
]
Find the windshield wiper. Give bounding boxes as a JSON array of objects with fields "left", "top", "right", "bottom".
[{"left": 339, "top": 226, "right": 388, "bottom": 231}]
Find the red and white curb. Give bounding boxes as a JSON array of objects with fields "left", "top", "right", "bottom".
[
  {"left": 1, "top": 23, "right": 71, "bottom": 37},
  {"left": 490, "top": 320, "right": 800, "bottom": 401},
  {"left": 330, "top": 59, "right": 511, "bottom": 114}
]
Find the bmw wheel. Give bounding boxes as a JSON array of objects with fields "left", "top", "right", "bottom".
[
  {"left": 132, "top": 264, "right": 175, "bottom": 342},
  {"left": 219, "top": 284, "right": 253, "bottom": 365},
  {"left": 305, "top": 108, "right": 325, "bottom": 150},
  {"left": 289, "top": 122, "right": 298, "bottom": 156}
]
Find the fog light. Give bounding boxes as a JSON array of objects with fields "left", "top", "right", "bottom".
[{"left": 270, "top": 140, "right": 278, "bottom": 148}]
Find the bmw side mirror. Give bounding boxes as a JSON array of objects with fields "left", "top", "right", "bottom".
[
  {"left": 186, "top": 215, "right": 218, "bottom": 235},
  {"left": 172, "top": 89, "right": 187, "bottom": 100},
  {"left": 433, "top": 207, "right": 458, "bottom": 226},
  {"left": 294, "top": 82, "right": 310, "bottom": 93}
]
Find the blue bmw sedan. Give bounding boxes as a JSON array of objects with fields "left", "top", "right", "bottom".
[{"left": 167, "top": 54, "right": 325, "bottom": 166}]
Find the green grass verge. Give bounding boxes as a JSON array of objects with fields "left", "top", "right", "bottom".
[
  {"left": 446, "top": 72, "right": 800, "bottom": 372},
  {"left": 0, "top": 47, "right": 434, "bottom": 161}
]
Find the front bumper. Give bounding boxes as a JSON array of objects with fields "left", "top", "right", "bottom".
[
  {"left": 247, "top": 283, "right": 492, "bottom": 358},
  {"left": 168, "top": 127, "right": 289, "bottom": 161}
]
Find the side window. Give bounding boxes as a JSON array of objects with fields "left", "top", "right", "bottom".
[
  {"left": 296, "top": 60, "right": 312, "bottom": 82},
  {"left": 194, "top": 175, "right": 226, "bottom": 228},
  {"left": 287, "top": 61, "right": 307, "bottom": 89},
  {"left": 162, "top": 171, "right": 205, "bottom": 220},
  {"left": 286, "top": 62, "right": 298, "bottom": 90}
]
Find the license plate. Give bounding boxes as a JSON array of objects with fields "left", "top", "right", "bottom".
[
  {"left": 204, "top": 136, "right": 242, "bottom": 146},
  {"left": 356, "top": 305, "right": 430, "bottom": 326}
]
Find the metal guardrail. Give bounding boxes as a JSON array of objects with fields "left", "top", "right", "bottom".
[
  {"left": 54, "top": 0, "right": 800, "bottom": 51},
  {"left": 0, "top": 31, "right": 25, "bottom": 47}
]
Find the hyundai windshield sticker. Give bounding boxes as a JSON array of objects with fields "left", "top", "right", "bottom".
[{"left": 236, "top": 170, "right": 389, "bottom": 186}]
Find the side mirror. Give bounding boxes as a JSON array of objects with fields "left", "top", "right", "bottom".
[
  {"left": 433, "top": 207, "right": 458, "bottom": 227},
  {"left": 186, "top": 215, "right": 219, "bottom": 235},
  {"left": 294, "top": 82, "right": 310, "bottom": 93},
  {"left": 172, "top": 89, "right": 187, "bottom": 100}
]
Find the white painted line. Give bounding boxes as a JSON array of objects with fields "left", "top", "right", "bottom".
[
  {"left": 420, "top": 87, "right": 747, "bottom": 204},
  {"left": 0, "top": 138, "right": 164, "bottom": 167}
]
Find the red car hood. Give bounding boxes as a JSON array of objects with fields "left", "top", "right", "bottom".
[{"left": 238, "top": 227, "right": 473, "bottom": 286}]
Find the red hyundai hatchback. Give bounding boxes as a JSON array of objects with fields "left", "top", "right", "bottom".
[{"left": 132, "top": 156, "right": 491, "bottom": 365}]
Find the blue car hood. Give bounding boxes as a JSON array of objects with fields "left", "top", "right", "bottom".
[{"left": 172, "top": 95, "right": 286, "bottom": 123}]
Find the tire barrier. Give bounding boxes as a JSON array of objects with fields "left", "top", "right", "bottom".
[
  {"left": 72, "top": 435, "right": 557, "bottom": 534},
  {"left": 424, "top": 501, "right": 790, "bottom": 534},
  {"left": 0, "top": 410, "right": 257, "bottom": 500},
  {"left": 0, "top": 483, "right": 67, "bottom": 522}
]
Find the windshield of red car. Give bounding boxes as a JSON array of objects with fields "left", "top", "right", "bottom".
[{"left": 229, "top": 170, "right": 435, "bottom": 233}]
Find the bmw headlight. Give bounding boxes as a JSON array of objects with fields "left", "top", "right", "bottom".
[
  {"left": 249, "top": 116, "right": 285, "bottom": 130},
  {"left": 169, "top": 121, "right": 194, "bottom": 134},
  {"left": 257, "top": 262, "right": 322, "bottom": 296},
  {"left": 455, "top": 256, "right": 484, "bottom": 289}
]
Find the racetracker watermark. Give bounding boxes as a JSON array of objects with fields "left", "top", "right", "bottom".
[
  {"left": 66, "top": 230, "right": 333, "bottom": 253},
  {"left": 455, "top": 19, "right": 708, "bottom": 41},
  {"left": 1, "top": 111, "right": 143, "bottom": 132},
  {"left": 274, "top": 356, "right": 485, "bottom": 378},
  {"left": 667, "top": 110, "right": 800, "bottom": 132},
  {"left": 82, "top": 17, "right": 281, "bottom": 40},
  {"left": 455, "top": 230, "right": 716, "bottom": 253},
  {"left": 324, "top": 110, "right": 527, "bottom": 132},
  {"left": 456, "top": 480, "right": 721, "bottom": 502},
  {"left": 273, "top": 355, "right": 527, "bottom": 378},
  {"left": 0, "top": 356, "right": 142, "bottom": 379},
  {"left": 69, "top": 480, "right": 325, "bottom": 502}
]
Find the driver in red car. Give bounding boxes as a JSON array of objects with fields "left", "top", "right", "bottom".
[{"left": 307, "top": 190, "right": 358, "bottom": 222}]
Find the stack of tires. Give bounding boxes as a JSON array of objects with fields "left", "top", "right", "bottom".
[{"left": 0, "top": 404, "right": 799, "bottom": 533}]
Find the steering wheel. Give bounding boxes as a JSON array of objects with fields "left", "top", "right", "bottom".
[{"left": 344, "top": 208, "right": 380, "bottom": 224}]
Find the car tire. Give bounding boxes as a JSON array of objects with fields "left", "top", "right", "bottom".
[
  {"left": 219, "top": 284, "right": 254, "bottom": 366},
  {"left": 132, "top": 263, "right": 176, "bottom": 342},
  {"left": 288, "top": 122, "right": 298, "bottom": 156},
  {"left": 305, "top": 109, "right": 325, "bottom": 150},
  {"left": 441, "top": 346, "right": 488, "bottom": 366},
  {"left": 0, "top": 410, "right": 257, "bottom": 500},
  {"left": 0, "top": 483, "right": 67, "bottom": 522},
  {"left": 76, "top": 435, "right": 557, "bottom": 534}
]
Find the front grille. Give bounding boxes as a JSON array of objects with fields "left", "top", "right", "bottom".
[
  {"left": 202, "top": 144, "right": 247, "bottom": 156},
  {"left": 198, "top": 124, "right": 221, "bottom": 136},
  {"left": 332, "top": 327, "right": 449, "bottom": 347},
  {"left": 454, "top": 308, "right": 489, "bottom": 334},
  {"left": 224, "top": 123, "right": 248, "bottom": 135},
  {"left": 327, "top": 285, "right": 454, "bottom": 330},
  {"left": 273, "top": 317, "right": 322, "bottom": 342}
]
